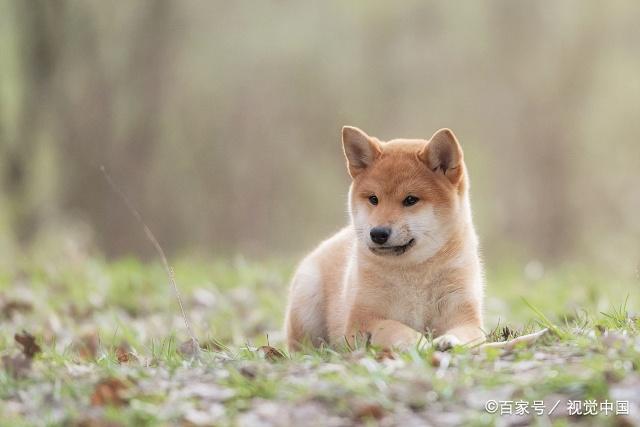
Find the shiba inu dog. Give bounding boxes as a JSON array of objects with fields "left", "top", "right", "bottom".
[{"left": 284, "top": 126, "right": 484, "bottom": 351}]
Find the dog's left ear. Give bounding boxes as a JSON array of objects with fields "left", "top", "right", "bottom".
[{"left": 419, "top": 128, "right": 464, "bottom": 185}]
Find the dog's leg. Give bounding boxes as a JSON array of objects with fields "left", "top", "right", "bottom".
[
  {"left": 432, "top": 324, "right": 485, "bottom": 350},
  {"left": 431, "top": 300, "right": 485, "bottom": 350},
  {"left": 346, "top": 318, "right": 422, "bottom": 350},
  {"left": 370, "top": 319, "right": 423, "bottom": 350}
]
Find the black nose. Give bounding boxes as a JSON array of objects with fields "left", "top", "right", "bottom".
[{"left": 370, "top": 226, "right": 391, "bottom": 244}]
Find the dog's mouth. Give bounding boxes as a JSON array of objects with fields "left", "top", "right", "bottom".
[{"left": 369, "top": 239, "right": 415, "bottom": 256}]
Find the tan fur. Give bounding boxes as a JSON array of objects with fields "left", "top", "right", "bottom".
[{"left": 285, "top": 127, "right": 485, "bottom": 351}]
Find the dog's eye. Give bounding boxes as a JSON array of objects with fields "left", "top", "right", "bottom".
[
  {"left": 368, "top": 195, "right": 379, "bottom": 206},
  {"left": 403, "top": 196, "right": 419, "bottom": 206}
]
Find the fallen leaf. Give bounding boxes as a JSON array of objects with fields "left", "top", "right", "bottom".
[
  {"left": 239, "top": 364, "right": 258, "bottom": 379},
  {"left": 90, "top": 378, "right": 129, "bottom": 407},
  {"left": 1, "top": 299, "right": 33, "bottom": 318},
  {"left": 76, "top": 418, "right": 123, "bottom": 427},
  {"left": 179, "top": 338, "right": 201, "bottom": 358},
  {"left": 257, "top": 345, "right": 285, "bottom": 361},
  {"left": 353, "top": 401, "right": 385, "bottom": 421},
  {"left": 75, "top": 417, "right": 122, "bottom": 427},
  {"left": 115, "top": 342, "right": 135, "bottom": 364},
  {"left": 15, "top": 330, "right": 41, "bottom": 358},
  {"left": 430, "top": 351, "right": 450, "bottom": 368},
  {"left": 115, "top": 348, "right": 129, "bottom": 363},
  {"left": 76, "top": 332, "right": 99, "bottom": 360}
]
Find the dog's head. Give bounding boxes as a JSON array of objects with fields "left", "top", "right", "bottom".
[{"left": 342, "top": 126, "right": 469, "bottom": 262}]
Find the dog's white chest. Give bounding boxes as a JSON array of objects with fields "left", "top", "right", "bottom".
[{"left": 387, "top": 278, "right": 435, "bottom": 333}]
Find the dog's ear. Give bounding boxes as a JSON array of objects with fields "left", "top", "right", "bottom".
[
  {"left": 342, "top": 126, "right": 381, "bottom": 178},
  {"left": 419, "top": 128, "right": 464, "bottom": 185}
]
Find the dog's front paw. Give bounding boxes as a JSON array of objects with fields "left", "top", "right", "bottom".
[{"left": 432, "top": 334, "right": 462, "bottom": 351}]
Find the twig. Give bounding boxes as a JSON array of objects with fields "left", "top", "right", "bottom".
[
  {"left": 475, "top": 328, "right": 549, "bottom": 352},
  {"left": 100, "top": 166, "right": 198, "bottom": 346}
]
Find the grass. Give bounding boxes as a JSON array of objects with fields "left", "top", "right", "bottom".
[{"left": 0, "top": 253, "right": 639, "bottom": 426}]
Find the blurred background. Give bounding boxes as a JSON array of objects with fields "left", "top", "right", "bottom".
[{"left": 1, "top": 0, "right": 639, "bottom": 281}]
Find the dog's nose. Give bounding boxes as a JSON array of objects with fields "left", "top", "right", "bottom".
[{"left": 370, "top": 227, "right": 391, "bottom": 244}]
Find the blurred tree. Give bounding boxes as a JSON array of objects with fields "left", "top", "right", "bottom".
[
  {"left": 0, "top": 0, "right": 637, "bottom": 269},
  {"left": 50, "top": 0, "right": 174, "bottom": 256},
  {"left": 489, "top": 3, "right": 604, "bottom": 259},
  {"left": 3, "top": 0, "right": 62, "bottom": 244}
]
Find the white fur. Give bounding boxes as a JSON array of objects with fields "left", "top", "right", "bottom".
[
  {"left": 287, "top": 260, "right": 324, "bottom": 338},
  {"left": 433, "top": 333, "right": 462, "bottom": 350}
]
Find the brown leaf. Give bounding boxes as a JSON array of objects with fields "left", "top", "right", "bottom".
[
  {"left": 76, "top": 332, "right": 99, "bottom": 360},
  {"left": 353, "top": 401, "right": 385, "bottom": 421},
  {"left": 15, "top": 330, "right": 41, "bottom": 358},
  {"left": 239, "top": 364, "right": 258, "bottom": 379},
  {"left": 76, "top": 418, "right": 123, "bottom": 427},
  {"left": 258, "top": 345, "right": 285, "bottom": 361},
  {"left": 2, "top": 300, "right": 33, "bottom": 318},
  {"left": 115, "top": 348, "right": 130, "bottom": 363},
  {"left": 115, "top": 343, "right": 135, "bottom": 364},
  {"left": 90, "top": 378, "right": 129, "bottom": 407},
  {"left": 179, "top": 338, "right": 200, "bottom": 358},
  {"left": 2, "top": 354, "right": 32, "bottom": 378},
  {"left": 430, "top": 351, "right": 450, "bottom": 367}
]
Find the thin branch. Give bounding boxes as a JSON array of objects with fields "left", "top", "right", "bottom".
[{"left": 100, "top": 166, "right": 198, "bottom": 346}]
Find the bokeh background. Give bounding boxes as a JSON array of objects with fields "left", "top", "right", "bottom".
[
  {"left": 1, "top": 1, "right": 639, "bottom": 283},
  {"left": 2, "top": 6, "right": 640, "bottom": 425}
]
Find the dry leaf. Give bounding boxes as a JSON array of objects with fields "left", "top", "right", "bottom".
[
  {"left": 115, "top": 342, "right": 134, "bottom": 363},
  {"left": 1, "top": 299, "right": 33, "bottom": 318},
  {"left": 430, "top": 351, "right": 450, "bottom": 367},
  {"left": 76, "top": 417, "right": 123, "bottom": 427},
  {"left": 179, "top": 338, "right": 200, "bottom": 358},
  {"left": 115, "top": 347, "right": 130, "bottom": 363},
  {"left": 15, "top": 330, "right": 41, "bottom": 358},
  {"left": 90, "top": 378, "right": 129, "bottom": 407},
  {"left": 258, "top": 346, "right": 285, "bottom": 361},
  {"left": 353, "top": 401, "right": 385, "bottom": 421},
  {"left": 76, "top": 332, "right": 99, "bottom": 360},
  {"left": 239, "top": 364, "right": 258, "bottom": 379}
]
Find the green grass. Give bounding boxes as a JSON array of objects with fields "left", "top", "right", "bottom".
[{"left": 0, "top": 255, "right": 638, "bottom": 426}]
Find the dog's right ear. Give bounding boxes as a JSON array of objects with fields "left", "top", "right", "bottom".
[{"left": 342, "top": 126, "right": 381, "bottom": 178}]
